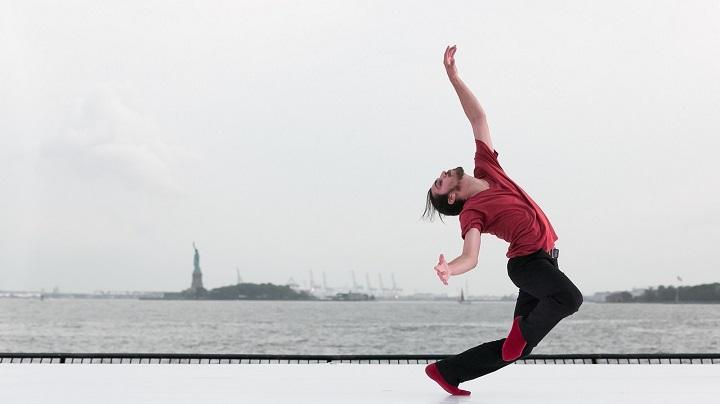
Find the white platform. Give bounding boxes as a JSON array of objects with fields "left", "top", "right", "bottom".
[{"left": 1, "top": 364, "right": 717, "bottom": 404}]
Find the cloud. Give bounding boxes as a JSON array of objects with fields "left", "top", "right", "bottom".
[{"left": 39, "top": 85, "right": 193, "bottom": 195}]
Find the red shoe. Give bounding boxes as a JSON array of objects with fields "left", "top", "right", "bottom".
[
  {"left": 425, "top": 363, "right": 471, "bottom": 396},
  {"left": 502, "top": 316, "right": 527, "bottom": 361}
]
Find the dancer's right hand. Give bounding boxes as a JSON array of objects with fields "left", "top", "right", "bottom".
[{"left": 434, "top": 254, "right": 450, "bottom": 285}]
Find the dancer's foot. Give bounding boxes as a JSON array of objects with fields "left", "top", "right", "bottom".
[
  {"left": 424, "top": 363, "right": 471, "bottom": 396},
  {"left": 502, "top": 316, "right": 527, "bottom": 361}
]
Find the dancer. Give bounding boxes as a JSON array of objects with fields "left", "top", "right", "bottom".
[{"left": 422, "top": 45, "right": 583, "bottom": 396}]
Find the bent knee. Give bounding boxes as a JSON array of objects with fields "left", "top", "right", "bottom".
[
  {"left": 553, "top": 288, "right": 583, "bottom": 315},
  {"left": 573, "top": 290, "right": 584, "bottom": 312}
]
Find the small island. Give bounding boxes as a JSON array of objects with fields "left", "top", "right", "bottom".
[
  {"left": 147, "top": 243, "right": 314, "bottom": 301},
  {"left": 161, "top": 282, "right": 314, "bottom": 301},
  {"left": 604, "top": 282, "right": 720, "bottom": 303}
]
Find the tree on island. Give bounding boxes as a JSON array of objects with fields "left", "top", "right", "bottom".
[
  {"left": 203, "top": 283, "right": 314, "bottom": 300},
  {"left": 605, "top": 283, "right": 720, "bottom": 303}
]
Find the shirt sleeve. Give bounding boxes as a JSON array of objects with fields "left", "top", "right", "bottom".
[
  {"left": 460, "top": 210, "right": 484, "bottom": 239},
  {"left": 473, "top": 139, "right": 507, "bottom": 182},
  {"left": 474, "top": 139, "right": 502, "bottom": 170}
]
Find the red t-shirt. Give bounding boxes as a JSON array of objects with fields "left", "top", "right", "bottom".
[{"left": 459, "top": 139, "right": 558, "bottom": 258}]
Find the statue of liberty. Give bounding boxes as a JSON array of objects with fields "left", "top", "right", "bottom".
[
  {"left": 193, "top": 242, "right": 201, "bottom": 273},
  {"left": 190, "top": 242, "right": 204, "bottom": 293}
]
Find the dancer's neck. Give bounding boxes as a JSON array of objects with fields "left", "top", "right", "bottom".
[{"left": 458, "top": 176, "right": 490, "bottom": 200}]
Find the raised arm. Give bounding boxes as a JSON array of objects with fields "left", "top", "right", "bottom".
[{"left": 444, "top": 45, "right": 494, "bottom": 151}]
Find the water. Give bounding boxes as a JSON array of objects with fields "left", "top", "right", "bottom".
[{"left": 1, "top": 299, "right": 719, "bottom": 354}]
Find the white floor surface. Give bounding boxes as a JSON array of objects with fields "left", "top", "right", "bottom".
[{"left": 1, "top": 364, "right": 718, "bottom": 404}]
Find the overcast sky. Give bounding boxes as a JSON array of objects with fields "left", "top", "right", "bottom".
[{"left": 2, "top": 0, "right": 719, "bottom": 296}]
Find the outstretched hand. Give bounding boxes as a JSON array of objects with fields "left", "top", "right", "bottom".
[
  {"left": 434, "top": 254, "right": 450, "bottom": 285},
  {"left": 443, "top": 45, "right": 458, "bottom": 77}
]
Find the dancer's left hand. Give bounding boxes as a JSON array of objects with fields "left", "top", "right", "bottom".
[
  {"left": 434, "top": 254, "right": 450, "bottom": 285},
  {"left": 443, "top": 45, "right": 458, "bottom": 78}
]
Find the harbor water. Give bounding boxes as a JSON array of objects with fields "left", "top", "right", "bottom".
[{"left": 1, "top": 299, "right": 718, "bottom": 354}]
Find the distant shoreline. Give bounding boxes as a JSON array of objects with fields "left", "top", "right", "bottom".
[{"left": 2, "top": 296, "right": 720, "bottom": 304}]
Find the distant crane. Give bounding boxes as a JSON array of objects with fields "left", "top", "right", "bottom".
[
  {"left": 309, "top": 270, "right": 322, "bottom": 292},
  {"left": 286, "top": 277, "right": 300, "bottom": 290},
  {"left": 391, "top": 274, "right": 402, "bottom": 298},
  {"left": 378, "top": 274, "right": 392, "bottom": 298},
  {"left": 319, "top": 271, "right": 334, "bottom": 297},
  {"left": 350, "top": 270, "right": 363, "bottom": 292},
  {"left": 365, "top": 273, "right": 376, "bottom": 294}
]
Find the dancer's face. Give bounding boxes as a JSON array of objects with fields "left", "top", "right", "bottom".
[{"left": 430, "top": 166, "right": 464, "bottom": 197}]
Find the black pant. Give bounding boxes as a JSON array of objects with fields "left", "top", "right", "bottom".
[{"left": 436, "top": 248, "right": 583, "bottom": 384}]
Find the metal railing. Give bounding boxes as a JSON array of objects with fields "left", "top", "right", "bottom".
[{"left": 2, "top": 353, "right": 719, "bottom": 364}]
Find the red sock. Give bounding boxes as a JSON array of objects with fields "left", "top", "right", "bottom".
[
  {"left": 502, "top": 316, "right": 527, "bottom": 362},
  {"left": 425, "top": 363, "right": 471, "bottom": 396}
]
